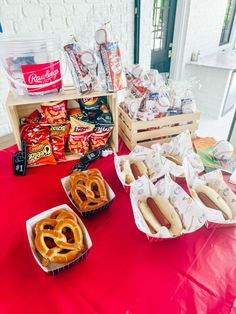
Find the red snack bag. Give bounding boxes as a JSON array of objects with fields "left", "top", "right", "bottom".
[
  {"left": 99, "top": 42, "right": 124, "bottom": 92},
  {"left": 25, "top": 109, "right": 41, "bottom": 124},
  {"left": 68, "top": 118, "right": 95, "bottom": 155},
  {"left": 40, "top": 100, "right": 67, "bottom": 124},
  {"left": 20, "top": 123, "right": 50, "bottom": 145},
  {"left": 50, "top": 124, "right": 69, "bottom": 161},
  {"left": 27, "top": 139, "right": 57, "bottom": 166},
  {"left": 90, "top": 127, "right": 113, "bottom": 150}
]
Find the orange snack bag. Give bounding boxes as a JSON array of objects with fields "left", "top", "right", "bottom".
[
  {"left": 50, "top": 124, "right": 70, "bottom": 161},
  {"left": 27, "top": 139, "right": 57, "bottom": 166}
]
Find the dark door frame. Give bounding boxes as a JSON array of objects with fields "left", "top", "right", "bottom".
[{"left": 134, "top": 0, "right": 141, "bottom": 64}]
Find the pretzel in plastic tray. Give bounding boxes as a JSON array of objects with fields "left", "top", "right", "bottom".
[{"left": 70, "top": 168, "right": 108, "bottom": 212}]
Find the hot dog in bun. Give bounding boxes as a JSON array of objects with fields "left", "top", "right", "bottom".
[
  {"left": 139, "top": 196, "right": 183, "bottom": 236},
  {"left": 120, "top": 160, "right": 148, "bottom": 184},
  {"left": 191, "top": 184, "right": 233, "bottom": 220}
]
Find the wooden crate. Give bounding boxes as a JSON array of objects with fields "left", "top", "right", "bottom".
[
  {"left": 118, "top": 105, "right": 200, "bottom": 151},
  {"left": 6, "top": 87, "right": 118, "bottom": 162}
]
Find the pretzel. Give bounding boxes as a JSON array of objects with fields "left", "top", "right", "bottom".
[
  {"left": 69, "top": 169, "right": 108, "bottom": 211},
  {"left": 34, "top": 209, "right": 85, "bottom": 266},
  {"left": 49, "top": 209, "right": 77, "bottom": 222}
]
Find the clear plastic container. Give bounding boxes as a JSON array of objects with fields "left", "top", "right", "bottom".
[{"left": 0, "top": 33, "right": 63, "bottom": 97}]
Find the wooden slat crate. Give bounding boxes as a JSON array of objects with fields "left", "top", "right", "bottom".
[
  {"left": 118, "top": 105, "right": 200, "bottom": 151},
  {"left": 6, "top": 87, "right": 118, "bottom": 163}
]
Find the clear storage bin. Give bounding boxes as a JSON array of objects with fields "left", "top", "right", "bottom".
[{"left": 0, "top": 33, "right": 63, "bottom": 97}]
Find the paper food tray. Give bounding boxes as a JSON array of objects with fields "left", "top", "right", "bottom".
[
  {"left": 130, "top": 175, "right": 206, "bottom": 242},
  {"left": 151, "top": 130, "right": 204, "bottom": 175},
  {"left": 61, "top": 175, "right": 115, "bottom": 218},
  {"left": 183, "top": 159, "right": 236, "bottom": 229},
  {"left": 26, "top": 204, "right": 92, "bottom": 275},
  {"left": 114, "top": 146, "right": 184, "bottom": 192}
]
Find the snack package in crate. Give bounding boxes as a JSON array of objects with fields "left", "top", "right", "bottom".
[
  {"left": 151, "top": 130, "right": 204, "bottom": 178},
  {"left": 169, "top": 79, "right": 199, "bottom": 113},
  {"left": 183, "top": 159, "right": 236, "bottom": 228},
  {"left": 64, "top": 41, "right": 98, "bottom": 93},
  {"left": 123, "top": 65, "right": 173, "bottom": 121},
  {"left": 95, "top": 28, "right": 126, "bottom": 92},
  {"left": 130, "top": 175, "right": 206, "bottom": 242}
]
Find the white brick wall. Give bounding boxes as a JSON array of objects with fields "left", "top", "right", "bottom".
[{"left": 0, "top": 0, "right": 134, "bottom": 136}]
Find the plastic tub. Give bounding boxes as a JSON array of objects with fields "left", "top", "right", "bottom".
[{"left": 0, "top": 33, "right": 62, "bottom": 97}]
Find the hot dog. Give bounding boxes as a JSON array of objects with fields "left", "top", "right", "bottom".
[
  {"left": 192, "top": 184, "right": 233, "bottom": 220},
  {"left": 165, "top": 154, "right": 182, "bottom": 166},
  {"left": 139, "top": 196, "right": 183, "bottom": 236},
  {"left": 146, "top": 197, "right": 171, "bottom": 228},
  {"left": 120, "top": 160, "right": 148, "bottom": 184},
  {"left": 130, "top": 163, "right": 141, "bottom": 180}
]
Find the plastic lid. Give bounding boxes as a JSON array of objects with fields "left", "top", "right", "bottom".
[{"left": 0, "top": 33, "right": 61, "bottom": 55}]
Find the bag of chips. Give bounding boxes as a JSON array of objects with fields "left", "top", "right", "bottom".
[
  {"left": 79, "top": 97, "right": 113, "bottom": 126},
  {"left": 27, "top": 139, "right": 57, "bottom": 166},
  {"left": 68, "top": 118, "right": 95, "bottom": 155},
  {"left": 90, "top": 127, "right": 113, "bottom": 150},
  {"left": 67, "top": 107, "right": 84, "bottom": 120},
  {"left": 20, "top": 123, "right": 50, "bottom": 145},
  {"left": 50, "top": 124, "right": 70, "bottom": 161},
  {"left": 40, "top": 100, "right": 67, "bottom": 124},
  {"left": 25, "top": 109, "right": 41, "bottom": 124}
]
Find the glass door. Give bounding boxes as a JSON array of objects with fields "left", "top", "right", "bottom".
[{"left": 151, "top": 0, "right": 177, "bottom": 73}]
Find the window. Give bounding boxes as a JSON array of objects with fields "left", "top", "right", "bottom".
[
  {"left": 219, "top": 0, "right": 236, "bottom": 46},
  {"left": 152, "top": 0, "right": 166, "bottom": 50}
]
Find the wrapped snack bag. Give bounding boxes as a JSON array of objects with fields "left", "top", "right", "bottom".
[
  {"left": 40, "top": 100, "right": 67, "bottom": 124},
  {"left": 90, "top": 126, "right": 113, "bottom": 150},
  {"left": 68, "top": 118, "right": 95, "bottom": 155},
  {"left": 27, "top": 139, "right": 57, "bottom": 166},
  {"left": 95, "top": 28, "right": 125, "bottom": 92},
  {"left": 20, "top": 123, "right": 50, "bottom": 145},
  {"left": 25, "top": 110, "right": 40, "bottom": 124},
  {"left": 50, "top": 124, "right": 70, "bottom": 161},
  {"left": 79, "top": 96, "right": 113, "bottom": 127},
  {"left": 64, "top": 42, "right": 97, "bottom": 93},
  {"left": 169, "top": 80, "right": 197, "bottom": 113}
]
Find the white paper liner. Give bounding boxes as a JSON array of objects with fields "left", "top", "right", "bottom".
[
  {"left": 183, "top": 159, "right": 236, "bottom": 224},
  {"left": 130, "top": 175, "right": 206, "bottom": 239},
  {"left": 114, "top": 145, "right": 185, "bottom": 188},
  {"left": 26, "top": 204, "right": 92, "bottom": 273},
  {"left": 61, "top": 175, "right": 115, "bottom": 215},
  {"left": 151, "top": 130, "right": 204, "bottom": 174}
]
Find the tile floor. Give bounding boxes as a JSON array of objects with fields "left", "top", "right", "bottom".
[{"left": 197, "top": 109, "right": 235, "bottom": 141}]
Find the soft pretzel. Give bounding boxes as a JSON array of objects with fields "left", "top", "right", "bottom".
[
  {"left": 34, "top": 209, "right": 85, "bottom": 267},
  {"left": 34, "top": 218, "right": 57, "bottom": 234},
  {"left": 69, "top": 169, "right": 108, "bottom": 212},
  {"left": 49, "top": 209, "right": 77, "bottom": 222}
]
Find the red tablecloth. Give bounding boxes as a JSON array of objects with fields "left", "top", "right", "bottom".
[{"left": 1, "top": 142, "right": 236, "bottom": 314}]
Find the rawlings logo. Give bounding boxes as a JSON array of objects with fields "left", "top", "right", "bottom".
[
  {"left": 28, "top": 69, "right": 59, "bottom": 84},
  {"left": 21, "top": 60, "right": 62, "bottom": 93}
]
